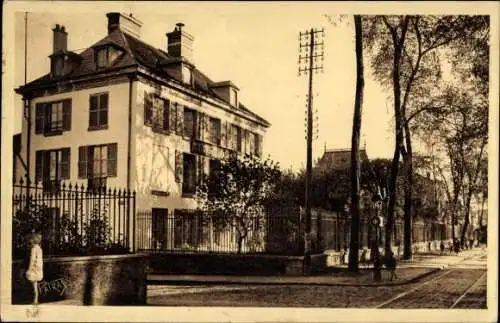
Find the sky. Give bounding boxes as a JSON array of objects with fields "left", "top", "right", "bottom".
[
  {"left": 10, "top": 2, "right": 397, "bottom": 171},
  {"left": 8, "top": 1, "right": 496, "bottom": 172}
]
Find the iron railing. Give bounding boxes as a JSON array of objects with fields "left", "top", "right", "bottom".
[
  {"left": 136, "top": 207, "right": 323, "bottom": 255},
  {"left": 12, "top": 179, "right": 136, "bottom": 258}
]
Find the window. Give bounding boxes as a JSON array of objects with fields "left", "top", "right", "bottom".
[
  {"left": 208, "top": 117, "right": 221, "bottom": 145},
  {"left": 35, "top": 99, "right": 71, "bottom": 135},
  {"left": 144, "top": 92, "right": 170, "bottom": 132},
  {"left": 209, "top": 159, "right": 221, "bottom": 176},
  {"left": 95, "top": 46, "right": 121, "bottom": 68},
  {"left": 182, "top": 65, "right": 192, "bottom": 85},
  {"left": 183, "top": 108, "right": 196, "bottom": 138},
  {"left": 35, "top": 148, "right": 70, "bottom": 189},
  {"left": 182, "top": 153, "right": 196, "bottom": 195},
  {"left": 78, "top": 143, "right": 117, "bottom": 190},
  {"left": 52, "top": 56, "right": 65, "bottom": 77},
  {"left": 230, "top": 125, "right": 242, "bottom": 152},
  {"left": 231, "top": 88, "right": 238, "bottom": 107},
  {"left": 89, "top": 93, "right": 109, "bottom": 129}
]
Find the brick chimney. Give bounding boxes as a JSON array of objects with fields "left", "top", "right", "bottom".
[
  {"left": 166, "top": 23, "right": 194, "bottom": 62},
  {"left": 52, "top": 24, "right": 67, "bottom": 53},
  {"left": 106, "top": 12, "right": 142, "bottom": 38}
]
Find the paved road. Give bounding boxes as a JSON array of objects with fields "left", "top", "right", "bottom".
[{"left": 148, "top": 251, "right": 487, "bottom": 308}]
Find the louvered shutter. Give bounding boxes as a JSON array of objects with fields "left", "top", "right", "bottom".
[
  {"left": 35, "top": 103, "right": 45, "bottom": 134},
  {"left": 163, "top": 99, "right": 170, "bottom": 131},
  {"left": 144, "top": 91, "right": 153, "bottom": 126},
  {"left": 62, "top": 99, "right": 72, "bottom": 131},
  {"left": 195, "top": 112, "right": 202, "bottom": 140},
  {"left": 107, "top": 143, "right": 117, "bottom": 177},
  {"left": 220, "top": 120, "right": 227, "bottom": 148},
  {"left": 256, "top": 134, "right": 263, "bottom": 157},
  {"left": 170, "top": 102, "right": 177, "bottom": 133},
  {"left": 78, "top": 146, "right": 88, "bottom": 179},
  {"left": 177, "top": 105, "right": 184, "bottom": 134},
  {"left": 60, "top": 148, "right": 70, "bottom": 179},
  {"left": 35, "top": 150, "right": 44, "bottom": 182},
  {"left": 175, "top": 150, "right": 183, "bottom": 183}
]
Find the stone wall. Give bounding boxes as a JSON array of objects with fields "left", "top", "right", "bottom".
[
  {"left": 148, "top": 252, "right": 327, "bottom": 276},
  {"left": 12, "top": 254, "right": 147, "bottom": 305}
]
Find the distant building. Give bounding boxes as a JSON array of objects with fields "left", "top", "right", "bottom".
[{"left": 316, "top": 148, "right": 369, "bottom": 171}]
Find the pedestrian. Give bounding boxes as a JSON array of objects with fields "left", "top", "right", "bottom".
[
  {"left": 25, "top": 233, "right": 43, "bottom": 305},
  {"left": 440, "top": 241, "right": 445, "bottom": 255},
  {"left": 448, "top": 240, "right": 453, "bottom": 254},
  {"left": 454, "top": 238, "right": 460, "bottom": 254},
  {"left": 387, "top": 251, "right": 398, "bottom": 281}
]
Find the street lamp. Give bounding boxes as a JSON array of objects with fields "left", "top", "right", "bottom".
[{"left": 371, "top": 194, "right": 384, "bottom": 282}]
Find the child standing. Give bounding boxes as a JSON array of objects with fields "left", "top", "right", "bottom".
[{"left": 25, "top": 233, "right": 43, "bottom": 305}]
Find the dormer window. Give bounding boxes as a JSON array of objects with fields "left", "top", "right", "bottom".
[
  {"left": 52, "top": 56, "right": 65, "bottom": 77},
  {"left": 95, "top": 45, "right": 122, "bottom": 68},
  {"left": 182, "top": 65, "right": 192, "bottom": 85},
  {"left": 231, "top": 88, "right": 238, "bottom": 107}
]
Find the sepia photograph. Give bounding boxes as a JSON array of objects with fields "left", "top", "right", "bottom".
[{"left": 1, "top": 1, "right": 498, "bottom": 322}]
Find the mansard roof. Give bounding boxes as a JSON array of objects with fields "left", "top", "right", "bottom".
[{"left": 16, "top": 28, "right": 270, "bottom": 127}]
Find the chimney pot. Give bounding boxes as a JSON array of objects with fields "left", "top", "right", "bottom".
[
  {"left": 52, "top": 24, "right": 68, "bottom": 53},
  {"left": 106, "top": 12, "right": 142, "bottom": 38},
  {"left": 166, "top": 22, "right": 194, "bottom": 62}
]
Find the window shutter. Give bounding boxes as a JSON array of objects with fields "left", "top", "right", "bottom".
[
  {"left": 35, "top": 103, "right": 45, "bottom": 134},
  {"left": 195, "top": 112, "right": 202, "bottom": 140},
  {"left": 61, "top": 148, "right": 70, "bottom": 179},
  {"left": 35, "top": 150, "right": 44, "bottom": 182},
  {"left": 62, "top": 99, "right": 72, "bottom": 131},
  {"left": 170, "top": 102, "right": 177, "bottom": 133},
  {"left": 107, "top": 143, "right": 117, "bottom": 177},
  {"left": 220, "top": 120, "right": 227, "bottom": 148},
  {"left": 256, "top": 134, "right": 263, "bottom": 157},
  {"left": 144, "top": 91, "right": 152, "bottom": 126},
  {"left": 163, "top": 99, "right": 170, "bottom": 131},
  {"left": 175, "top": 150, "right": 183, "bottom": 183},
  {"left": 78, "top": 146, "right": 88, "bottom": 179},
  {"left": 176, "top": 105, "right": 184, "bottom": 134}
]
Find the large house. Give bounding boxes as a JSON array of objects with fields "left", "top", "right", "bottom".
[{"left": 15, "top": 12, "right": 270, "bottom": 250}]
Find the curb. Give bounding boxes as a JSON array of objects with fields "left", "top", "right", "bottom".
[{"left": 147, "top": 267, "right": 443, "bottom": 288}]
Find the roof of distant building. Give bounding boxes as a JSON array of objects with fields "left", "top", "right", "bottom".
[{"left": 316, "top": 148, "right": 369, "bottom": 170}]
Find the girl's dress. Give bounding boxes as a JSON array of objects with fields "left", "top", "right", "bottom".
[{"left": 26, "top": 245, "right": 43, "bottom": 282}]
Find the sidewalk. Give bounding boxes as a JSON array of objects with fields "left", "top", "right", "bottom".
[{"left": 147, "top": 247, "right": 487, "bottom": 287}]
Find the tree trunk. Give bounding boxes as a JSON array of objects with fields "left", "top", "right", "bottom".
[
  {"left": 348, "top": 15, "right": 364, "bottom": 272},
  {"left": 385, "top": 19, "right": 408, "bottom": 257},
  {"left": 402, "top": 123, "right": 414, "bottom": 260},
  {"left": 460, "top": 193, "right": 472, "bottom": 247}
]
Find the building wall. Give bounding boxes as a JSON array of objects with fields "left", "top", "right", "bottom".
[
  {"left": 132, "top": 77, "right": 267, "bottom": 212},
  {"left": 22, "top": 81, "right": 131, "bottom": 189}
]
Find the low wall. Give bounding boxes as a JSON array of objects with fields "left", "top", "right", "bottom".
[
  {"left": 12, "top": 254, "right": 147, "bottom": 305},
  {"left": 148, "top": 252, "right": 327, "bottom": 276},
  {"left": 325, "top": 240, "right": 454, "bottom": 266}
]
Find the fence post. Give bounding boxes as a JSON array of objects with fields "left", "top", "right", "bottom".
[{"left": 132, "top": 190, "right": 136, "bottom": 252}]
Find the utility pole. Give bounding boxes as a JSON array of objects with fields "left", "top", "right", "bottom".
[
  {"left": 298, "top": 27, "right": 324, "bottom": 275},
  {"left": 24, "top": 11, "right": 32, "bottom": 199}
]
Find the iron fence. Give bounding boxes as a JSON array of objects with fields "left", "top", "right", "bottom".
[
  {"left": 136, "top": 207, "right": 323, "bottom": 255},
  {"left": 12, "top": 179, "right": 136, "bottom": 258}
]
